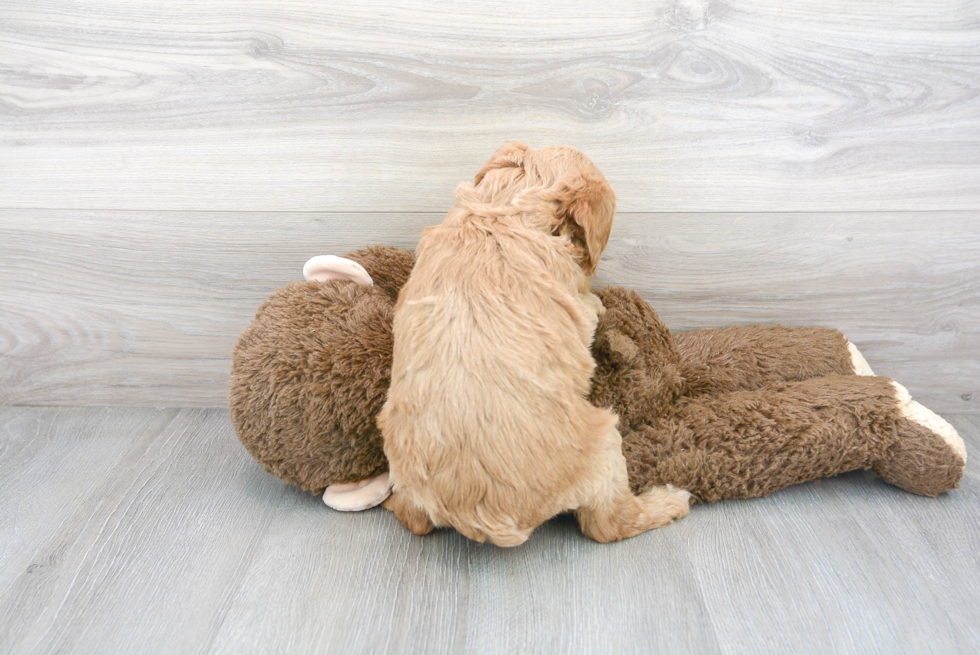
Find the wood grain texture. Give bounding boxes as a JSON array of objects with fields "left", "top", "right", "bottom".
[
  {"left": 2, "top": 209, "right": 977, "bottom": 411},
  {"left": 1, "top": 0, "right": 978, "bottom": 212},
  {"left": 0, "top": 407, "right": 288, "bottom": 654},
  {"left": 0, "top": 407, "right": 978, "bottom": 653},
  {"left": 602, "top": 212, "right": 980, "bottom": 414},
  {"left": 0, "top": 407, "right": 178, "bottom": 606},
  {"left": 0, "top": 209, "right": 429, "bottom": 406}
]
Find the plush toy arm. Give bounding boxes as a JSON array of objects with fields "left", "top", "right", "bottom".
[
  {"left": 673, "top": 326, "right": 870, "bottom": 396},
  {"left": 623, "top": 375, "right": 965, "bottom": 502},
  {"left": 323, "top": 472, "right": 391, "bottom": 511}
]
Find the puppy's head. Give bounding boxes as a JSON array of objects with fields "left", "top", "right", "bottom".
[{"left": 473, "top": 142, "right": 616, "bottom": 275}]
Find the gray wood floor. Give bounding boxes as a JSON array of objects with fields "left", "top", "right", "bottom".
[{"left": 1, "top": 406, "right": 977, "bottom": 654}]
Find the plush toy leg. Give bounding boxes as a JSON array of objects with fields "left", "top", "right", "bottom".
[
  {"left": 673, "top": 326, "right": 869, "bottom": 396},
  {"left": 622, "top": 375, "right": 965, "bottom": 502},
  {"left": 872, "top": 383, "right": 966, "bottom": 496}
]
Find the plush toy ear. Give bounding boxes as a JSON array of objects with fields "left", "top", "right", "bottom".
[
  {"left": 303, "top": 255, "right": 374, "bottom": 286},
  {"left": 541, "top": 168, "right": 617, "bottom": 276},
  {"left": 474, "top": 141, "right": 531, "bottom": 186},
  {"left": 603, "top": 329, "right": 640, "bottom": 365}
]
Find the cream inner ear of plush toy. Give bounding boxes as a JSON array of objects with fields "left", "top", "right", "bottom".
[
  {"left": 303, "top": 255, "right": 373, "bottom": 286},
  {"left": 323, "top": 473, "right": 391, "bottom": 511}
]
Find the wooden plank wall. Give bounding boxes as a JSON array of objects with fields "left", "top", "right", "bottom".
[{"left": 1, "top": 1, "right": 978, "bottom": 410}]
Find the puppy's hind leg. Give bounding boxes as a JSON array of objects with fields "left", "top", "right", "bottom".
[{"left": 575, "top": 423, "right": 691, "bottom": 543}]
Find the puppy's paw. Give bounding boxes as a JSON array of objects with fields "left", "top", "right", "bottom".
[
  {"left": 382, "top": 492, "right": 435, "bottom": 536},
  {"left": 638, "top": 484, "right": 692, "bottom": 527},
  {"left": 662, "top": 484, "right": 693, "bottom": 519}
]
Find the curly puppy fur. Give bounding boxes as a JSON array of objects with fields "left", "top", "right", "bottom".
[{"left": 378, "top": 143, "right": 690, "bottom": 546}]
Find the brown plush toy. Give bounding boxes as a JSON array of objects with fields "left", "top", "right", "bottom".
[{"left": 230, "top": 247, "right": 966, "bottom": 518}]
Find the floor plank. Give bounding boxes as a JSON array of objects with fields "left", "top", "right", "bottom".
[
  {"left": 0, "top": 408, "right": 287, "bottom": 654},
  {"left": 2, "top": 1, "right": 978, "bottom": 212},
  {"left": 0, "top": 407, "right": 178, "bottom": 606},
  {"left": 0, "top": 407, "right": 977, "bottom": 654},
  {"left": 682, "top": 465, "right": 976, "bottom": 653},
  {"left": 2, "top": 210, "right": 976, "bottom": 412}
]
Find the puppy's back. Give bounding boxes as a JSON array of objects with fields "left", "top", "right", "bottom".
[{"left": 380, "top": 219, "right": 606, "bottom": 545}]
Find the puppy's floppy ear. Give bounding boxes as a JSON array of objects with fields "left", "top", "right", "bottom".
[
  {"left": 543, "top": 168, "right": 617, "bottom": 276},
  {"left": 474, "top": 141, "right": 531, "bottom": 185}
]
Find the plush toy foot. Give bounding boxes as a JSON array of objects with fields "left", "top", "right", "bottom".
[
  {"left": 873, "top": 382, "right": 967, "bottom": 496},
  {"left": 323, "top": 472, "right": 391, "bottom": 511},
  {"left": 846, "top": 339, "right": 875, "bottom": 376}
]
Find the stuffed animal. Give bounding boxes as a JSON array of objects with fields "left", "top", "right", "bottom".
[{"left": 230, "top": 246, "right": 966, "bottom": 518}]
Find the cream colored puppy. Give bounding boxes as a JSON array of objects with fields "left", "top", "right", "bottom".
[{"left": 378, "top": 143, "right": 691, "bottom": 546}]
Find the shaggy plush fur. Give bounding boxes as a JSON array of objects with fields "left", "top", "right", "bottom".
[
  {"left": 229, "top": 246, "right": 966, "bottom": 521},
  {"left": 622, "top": 375, "right": 901, "bottom": 501},
  {"left": 674, "top": 325, "right": 856, "bottom": 396},
  {"left": 230, "top": 247, "right": 411, "bottom": 492}
]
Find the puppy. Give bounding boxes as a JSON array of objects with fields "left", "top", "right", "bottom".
[{"left": 378, "top": 142, "right": 691, "bottom": 546}]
